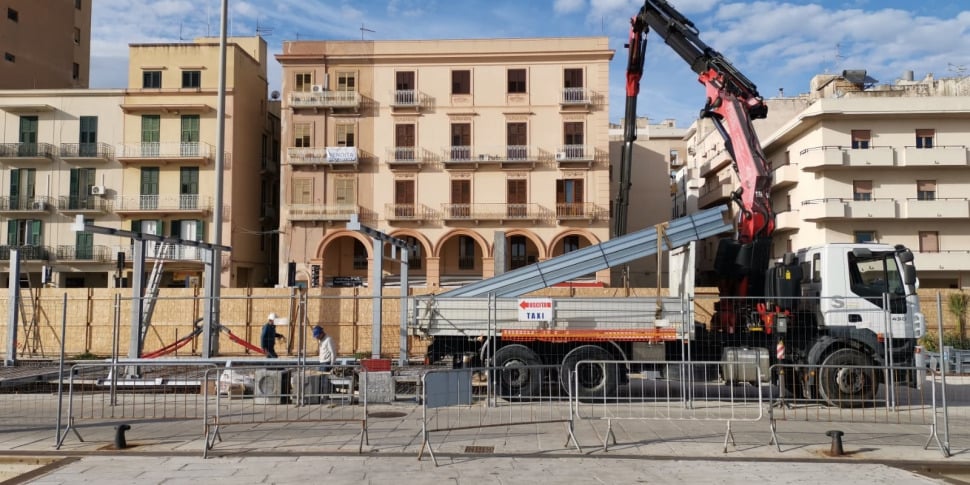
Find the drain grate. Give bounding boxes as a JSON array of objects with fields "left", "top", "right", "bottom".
[{"left": 464, "top": 445, "right": 494, "bottom": 454}]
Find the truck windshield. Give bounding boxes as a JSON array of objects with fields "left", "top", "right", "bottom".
[{"left": 848, "top": 251, "right": 905, "bottom": 298}]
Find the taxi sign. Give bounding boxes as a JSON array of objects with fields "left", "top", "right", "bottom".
[{"left": 518, "top": 298, "right": 553, "bottom": 322}]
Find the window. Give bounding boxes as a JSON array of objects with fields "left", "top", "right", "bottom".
[
  {"left": 917, "top": 180, "right": 936, "bottom": 201},
  {"left": 9, "top": 168, "right": 36, "bottom": 210},
  {"left": 74, "top": 27, "right": 81, "bottom": 45},
  {"left": 294, "top": 123, "right": 311, "bottom": 148},
  {"left": 853, "top": 231, "right": 876, "bottom": 243},
  {"left": 563, "top": 235, "right": 580, "bottom": 254},
  {"left": 7, "top": 8, "right": 18, "bottom": 22},
  {"left": 852, "top": 180, "right": 872, "bottom": 201},
  {"left": 180, "top": 167, "right": 199, "bottom": 209},
  {"left": 919, "top": 231, "right": 939, "bottom": 253},
  {"left": 18, "top": 116, "right": 38, "bottom": 155},
  {"left": 556, "top": 178, "right": 584, "bottom": 217},
  {"left": 404, "top": 236, "right": 422, "bottom": 270},
  {"left": 507, "top": 178, "right": 527, "bottom": 217},
  {"left": 851, "top": 129, "right": 870, "bottom": 149},
  {"left": 394, "top": 124, "right": 415, "bottom": 160},
  {"left": 670, "top": 149, "right": 680, "bottom": 166},
  {"left": 450, "top": 179, "right": 471, "bottom": 217},
  {"left": 336, "top": 123, "right": 355, "bottom": 147},
  {"left": 295, "top": 72, "right": 312, "bottom": 92},
  {"left": 353, "top": 240, "right": 367, "bottom": 270},
  {"left": 69, "top": 168, "right": 95, "bottom": 209},
  {"left": 563, "top": 122, "right": 584, "bottom": 157},
  {"left": 812, "top": 253, "right": 821, "bottom": 282},
  {"left": 75, "top": 218, "right": 94, "bottom": 260},
  {"left": 182, "top": 70, "right": 201, "bottom": 88},
  {"left": 564, "top": 68, "right": 583, "bottom": 89},
  {"left": 916, "top": 129, "right": 935, "bottom": 149},
  {"left": 450, "top": 123, "right": 471, "bottom": 160},
  {"left": 510, "top": 236, "right": 528, "bottom": 270},
  {"left": 180, "top": 115, "right": 200, "bottom": 155},
  {"left": 142, "top": 70, "right": 162, "bottom": 89},
  {"left": 394, "top": 179, "right": 415, "bottom": 217},
  {"left": 336, "top": 71, "right": 356, "bottom": 92},
  {"left": 291, "top": 178, "right": 312, "bottom": 204},
  {"left": 334, "top": 178, "right": 356, "bottom": 206},
  {"left": 7, "top": 220, "right": 42, "bottom": 246},
  {"left": 506, "top": 122, "right": 527, "bottom": 159},
  {"left": 140, "top": 167, "right": 159, "bottom": 210},
  {"left": 140, "top": 115, "right": 160, "bottom": 156},
  {"left": 458, "top": 236, "right": 475, "bottom": 270},
  {"left": 4, "top": 53, "right": 14, "bottom": 63},
  {"left": 507, "top": 68, "right": 526, "bottom": 94},
  {"left": 451, "top": 70, "right": 470, "bottom": 95},
  {"left": 395, "top": 71, "right": 415, "bottom": 104},
  {"left": 72, "top": 63, "right": 79, "bottom": 80}
]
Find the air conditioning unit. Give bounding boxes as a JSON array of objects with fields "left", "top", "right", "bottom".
[
  {"left": 311, "top": 84, "right": 325, "bottom": 93},
  {"left": 31, "top": 201, "right": 47, "bottom": 210},
  {"left": 90, "top": 185, "right": 106, "bottom": 196},
  {"left": 254, "top": 369, "right": 290, "bottom": 405},
  {"left": 555, "top": 151, "right": 567, "bottom": 161}
]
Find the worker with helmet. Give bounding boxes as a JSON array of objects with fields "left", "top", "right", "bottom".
[{"left": 260, "top": 312, "right": 285, "bottom": 358}]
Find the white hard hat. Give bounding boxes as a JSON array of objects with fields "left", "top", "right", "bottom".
[{"left": 268, "top": 312, "right": 277, "bottom": 320}]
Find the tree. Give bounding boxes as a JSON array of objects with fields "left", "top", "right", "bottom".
[{"left": 947, "top": 292, "right": 970, "bottom": 344}]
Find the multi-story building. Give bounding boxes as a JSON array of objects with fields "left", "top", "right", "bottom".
[
  {"left": 0, "top": 36, "right": 280, "bottom": 289},
  {"left": 608, "top": 117, "right": 685, "bottom": 287},
  {"left": 682, "top": 70, "right": 970, "bottom": 288},
  {"left": 276, "top": 38, "right": 614, "bottom": 288},
  {"left": 0, "top": 0, "right": 91, "bottom": 89}
]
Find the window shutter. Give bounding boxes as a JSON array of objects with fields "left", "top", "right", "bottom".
[
  {"left": 7, "top": 220, "right": 17, "bottom": 246},
  {"left": 9, "top": 168, "right": 19, "bottom": 200},
  {"left": 131, "top": 220, "right": 141, "bottom": 233},
  {"left": 196, "top": 220, "right": 204, "bottom": 241},
  {"left": 171, "top": 220, "right": 181, "bottom": 238},
  {"left": 29, "top": 220, "right": 41, "bottom": 245},
  {"left": 156, "top": 220, "right": 164, "bottom": 236}
]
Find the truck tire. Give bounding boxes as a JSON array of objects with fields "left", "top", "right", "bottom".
[
  {"left": 492, "top": 344, "right": 542, "bottom": 399},
  {"left": 560, "top": 345, "right": 617, "bottom": 399},
  {"left": 818, "top": 348, "right": 876, "bottom": 408}
]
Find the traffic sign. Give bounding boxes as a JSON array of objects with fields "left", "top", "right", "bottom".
[{"left": 518, "top": 298, "right": 553, "bottom": 322}]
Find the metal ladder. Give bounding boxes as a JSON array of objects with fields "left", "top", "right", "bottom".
[{"left": 139, "top": 242, "right": 169, "bottom": 343}]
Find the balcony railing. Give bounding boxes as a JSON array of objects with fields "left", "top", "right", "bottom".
[
  {"left": 845, "top": 146, "right": 894, "bottom": 167},
  {"left": 774, "top": 210, "right": 800, "bottom": 232},
  {"left": 845, "top": 198, "right": 897, "bottom": 218},
  {"left": 288, "top": 204, "right": 359, "bottom": 221},
  {"left": 561, "top": 87, "right": 593, "bottom": 105},
  {"left": 289, "top": 90, "right": 361, "bottom": 110},
  {"left": 443, "top": 145, "right": 539, "bottom": 167},
  {"left": 56, "top": 244, "right": 112, "bottom": 262},
  {"left": 389, "top": 89, "right": 428, "bottom": 109},
  {"left": 915, "top": 250, "right": 970, "bottom": 272},
  {"left": 800, "top": 198, "right": 847, "bottom": 220},
  {"left": 385, "top": 203, "right": 435, "bottom": 221},
  {"left": 0, "top": 195, "right": 54, "bottom": 212},
  {"left": 115, "top": 194, "right": 212, "bottom": 212},
  {"left": 59, "top": 142, "right": 114, "bottom": 161},
  {"left": 901, "top": 145, "right": 968, "bottom": 167},
  {"left": 116, "top": 142, "right": 213, "bottom": 163},
  {"left": 555, "top": 202, "right": 602, "bottom": 221},
  {"left": 441, "top": 203, "right": 544, "bottom": 221},
  {"left": 288, "top": 147, "right": 328, "bottom": 165},
  {"left": 555, "top": 145, "right": 596, "bottom": 165},
  {"left": 57, "top": 195, "right": 112, "bottom": 213},
  {"left": 0, "top": 142, "right": 56, "bottom": 161},
  {"left": 771, "top": 162, "right": 799, "bottom": 190},
  {"left": 0, "top": 245, "right": 52, "bottom": 261},
  {"left": 904, "top": 198, "right": 970, "bottom": 219},
  {"left": 799, "top": 146, "right": 845, "bottom": 169}
]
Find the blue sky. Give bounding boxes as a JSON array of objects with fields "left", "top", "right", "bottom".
[{"left": 91, "top": 0, "right": 970, "bottom": 127}]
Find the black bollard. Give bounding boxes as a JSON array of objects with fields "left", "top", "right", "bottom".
[
  {"left": 114, "top": 424, "right": 131, "bottom": 450},
  {"left": 825, "top": 429, "right": 844, "bottom": 456}
]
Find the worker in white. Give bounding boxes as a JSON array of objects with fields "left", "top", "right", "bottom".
[{"left": 312, "top": 325, "right": 335, "bottom": 367}]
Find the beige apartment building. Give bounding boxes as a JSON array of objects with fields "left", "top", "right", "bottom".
[
  {"left": 276, "top": 38, "right": 614, "bottom": 288},
  {"left": 0, "top": 36, "right": 281, "bottom": 289},
  {"left": 683, "top": 71, "right": 970, "bottom": 288},
  {"left": 0, "top": 0, "right": 91, "bottom": 89}
]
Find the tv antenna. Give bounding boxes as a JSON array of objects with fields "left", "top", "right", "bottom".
[
  {"left": 948, "top": 63, "right": 967, "bottom": 76},
  {"left": 256, "top": 17, "right": 273, "bottom": 37},
  {"left": 360, "top": 23, "right": 375, "bottom": 40}
]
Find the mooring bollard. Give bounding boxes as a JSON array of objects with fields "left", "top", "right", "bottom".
[
  {"left": 114, "top": 424, "right": 131, "bottom": 450},
  {"left": 825, "top": 429, "right": 844, "bottom": 456}
]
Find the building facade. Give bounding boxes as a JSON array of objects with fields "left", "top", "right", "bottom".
[
  {"left": 276, "top": 38, "right": 614, "bottom": 288},
  {"left": 0, "top": 36, "right": 281, "bottom": 289},
  {"left": 682, "top": 71, "right": 970, "bottom": 288},
  {"left": 0, "top": 0, "right": 91, "bottom": 89}
]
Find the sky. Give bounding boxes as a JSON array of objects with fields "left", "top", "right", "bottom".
[{"left": 90, "top": 0, "right": 970, "bottom": 128}]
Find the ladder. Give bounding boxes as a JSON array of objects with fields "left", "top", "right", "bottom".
[
  {"left": 18, "top": 272, "right": 43, "bottom": 356},
  {"left": 139, "top": 242, "right": 169, "bottom": 343}
]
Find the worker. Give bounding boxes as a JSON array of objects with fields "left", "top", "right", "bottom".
[
  {"left": 312, "top": 325, "right": 335, "bottom": 367},
  {"left": 260, "top": 312, "right": 285, "bottom": 358}
]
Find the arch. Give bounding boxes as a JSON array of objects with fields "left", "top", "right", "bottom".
[
  {"left": 387, "top": 229, "right": 433, "bottom": 257},
  {"left": 432, "top": 229, "right": 491, "bottom": 258},
  {"left": 502, "top": 228, "right": 547, "bottom": 262},
  {"left": 546, "top": 229, "right": 602, "bottom": 258},
  {"left": 314, "top": 229, "right": 373, "bottom": 260}
]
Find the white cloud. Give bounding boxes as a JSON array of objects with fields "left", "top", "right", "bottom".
[{"left": 554, "top": 0, "right": 586, "bottom": 15}]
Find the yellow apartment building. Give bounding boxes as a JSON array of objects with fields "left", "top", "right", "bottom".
[
  {"left": 0, "top": 0, "right": 91, "bottom": 89},
  {"left": 276, "top": 37, "right": 614, "bottom": 289},
  {"left": 682, "top": 70, "right": 970, "bottom": 288}
]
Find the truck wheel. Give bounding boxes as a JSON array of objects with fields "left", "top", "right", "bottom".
[
  {"left": 560, "top": 345, "right": 617, "bottom": 399},
  {"left": 818, "top": 348, "right": 876, "bottom": 408},
  {"left": 492, "top": 344, "right": 541, "bottom": 399}
]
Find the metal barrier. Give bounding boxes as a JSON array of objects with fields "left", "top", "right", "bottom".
[
  {"left": 419, "top": 365, "right": 579, "bottom": 466},
  {"left": 767, "top": 363, "right": 947, "bottom": 457},
  {"left": 571, "top": 360, "right": 764, "bottom": 453},
  {"left": 202, "top": 363, "right": 367, "bottom": 458},
  {"left": 56, "top": 360, "right": 217, "bottom": 448}
]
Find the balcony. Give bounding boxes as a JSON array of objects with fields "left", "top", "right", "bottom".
[
  {"left": 799, "top": 146, "right": 845, "bottom": 170},
  {"left": 774, "top": 210, "right": 800, "bottom": 232},
  {"left": 845, "top": 198, "right": 897, "bottom": 219},
  {"left": 116, "top": 142, "right": 213, "bottom": 165},
  {"left": 55, "top": 244, "right": 112, "bottom": 263},
  {"left": 904, "top": 198, "right": 970, "bottom": 219},
  {"left": 698, "top": 177, "right": 734, "bottom": 209},
  {"left": 389, "top": 89, "right": 428, "bottom": 111},
  {"left": 555, "top": 145, "right": 598, "bottom": 168},
  {"left": 771, "top": 163, "right": 799, "bottom": 190},
  {"left": 385, "top": 147, "right": 433, "bottom": 170},
  {"left": 59, "top": 142, "right": 114, "bottom": 163},
  {"left": 845, "top": 146, "right": 894, "bottom": 167},
  {"left": 0, "top": 196, "right": 54, "bottom": 214},
  {"left": 900, "top": 145, "right": 968, "bottom": 167},
  {"left": 287, "top": 146, "right": 359, "bottom": 169},
  {"left": 0, "top": 143, "right": 55, "bottom": 163},
  {"left": 442, "top": 145, "right": 541, "bottom": 170},
  {"left": 555, "top": 202, "right": 604, "bottom": 222},
  {"left": 0, "top": 245, "right": 52, "bottom": 261},
  {"left": 441, "top": 203, "right": 544, "bottom": 223},
  {"left": 916, "top": 251, "right": 970, "bottom": 272},
  {"left": 385, "top": 203, "right": 435, "bottom": 223},
  {"left": 800, "top": 198, "right": 846, "bottom": 220},
  {"left": 289, "top": 90, "right": 361, "bottom": 111},
  {"left": 560, "top": 88, "right": 594, "bottom": 108},
  {"left": 288, "top": 204, "right": 359, "bottom": 222},
  {"left": 56, "top": 195, "right": 112, "bottom": 214},
  {"left": 698, "top": 148, "right": 732, "bottom": 177},
  {"left": 114, "top": 195, "right": 213, "bottom": 215}
]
